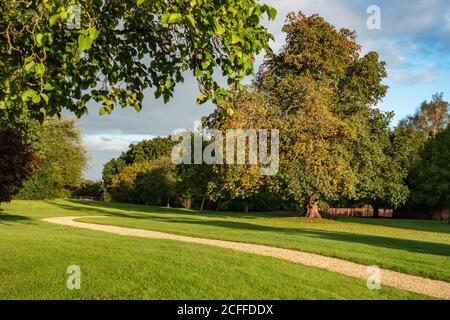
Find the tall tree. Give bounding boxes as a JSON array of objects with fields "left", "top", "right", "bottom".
[
  {"left": 1, "top": 0, "right": 276, "bottom": 127},
  {"left": 400, "top": 93, "right": 449, "bottom": 138},
  {"left": 254, "top": 13, "right": 388, "bottom": 218},
  {"left": 17, "top": 117, "right": 87, "bottom": 199},
  {"left": 0, "top": 128, "right": 40, "bottom": 203}
]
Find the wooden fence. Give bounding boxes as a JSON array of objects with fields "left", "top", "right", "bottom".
[{"left": 328, "top": 208, "right": 393, "bottom": 218}]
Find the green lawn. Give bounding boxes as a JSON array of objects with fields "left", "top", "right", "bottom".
[
  {"left": 0, "top": 200, "right": 448, "bottom": 300},
  {"left": 72, "top": 201, "right": 450, "bottom": 282}
]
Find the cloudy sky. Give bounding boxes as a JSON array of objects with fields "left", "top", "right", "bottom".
[{"left": 79, "top": 0, "right": 450, "bottom": 180}]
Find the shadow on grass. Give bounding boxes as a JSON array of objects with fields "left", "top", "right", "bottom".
[
  {"left": 58, "top": 199, "right": 272, "bottom": 219},
  {"left": 0, "top": 213, "right": 33, "bottom": 225},
  {"left": 50, "top": 200, "right": 450, "bottom": 258},
  {"left": 333, "top": 216, "right": 450, "bottom": 235}
]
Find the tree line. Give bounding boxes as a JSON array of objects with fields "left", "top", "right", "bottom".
[{"left": 102, "top": 14, "right": 449, "bottom": 218}]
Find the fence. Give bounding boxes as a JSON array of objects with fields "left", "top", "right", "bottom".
[
  {"left": 328, "top": 208, "right": 393, "bottom": 218},
  {"left": 71, "top": 196, "right": 103, "bottom": 202}
]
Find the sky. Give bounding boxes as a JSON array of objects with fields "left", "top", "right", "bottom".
[{"left": 79, "top": 0, "right": 450, "bottom": 180}]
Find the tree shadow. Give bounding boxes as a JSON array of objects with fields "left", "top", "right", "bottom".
[
  {"left": 48, "top": 200, "right": 450, "bottom": 257},
  {"left": 0, "top": 213, "right": 33, "bottom": 225},
  {"left": 60, "top": 200, "right": 271, "bottom": 219},
  {"left": 332, "top": 216, "right": 450, "bottom": 234}
]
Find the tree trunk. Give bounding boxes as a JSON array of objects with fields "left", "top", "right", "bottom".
[
  {"left": 305, "top": 199, "right": 321, "bottom": 219},
  {"left": 166, "top": 199, "right": 170, "bottom": 208},
  {"left": 200, "top": 196, "right": 206, "bottom": 212},
  {"left": 373, "top": 205, "right": 380, "bottom": 218},
  {"left": 244, "top": 202, "right": 249, "bottom": 214}
]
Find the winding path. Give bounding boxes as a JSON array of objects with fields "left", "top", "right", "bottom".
[{"left": 43, "top": 216, "right": 450, "bottom": 299}]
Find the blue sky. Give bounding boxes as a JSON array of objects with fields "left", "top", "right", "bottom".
[{"left": 79, "top": 0, "right": 450, "bottom": 180}]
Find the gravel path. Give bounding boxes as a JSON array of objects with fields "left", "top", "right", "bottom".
[{"left": 43, "top": 216, "right": 450, "bottom": 299}]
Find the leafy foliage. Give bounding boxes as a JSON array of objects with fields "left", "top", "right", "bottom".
[
  {"left": 409, "top": 127, "right": 450, "bottom": 208},
  {"left": 0, "top": 0, "right": 276, "bottom": 127},
  {"left": 252, "top": 13, "right": 389, "bottom": 218},
  {"left": 17, "top": 117, "right": 87, "bottom": 199},
  {"left": 0, "top": 128, "right": 40, "bottom": 203},
  {"left": 102, "top": 136, "right": 175, "bottom": 190},
  {"left": 108, "top": 158, "right": 178, "bottom": 206}
]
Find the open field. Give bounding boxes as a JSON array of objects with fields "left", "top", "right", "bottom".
[{"left": 1, "top": 200, "right": 449, "bottom": 300}]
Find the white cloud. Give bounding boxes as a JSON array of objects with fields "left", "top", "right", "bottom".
[{"left": 83, "top": 134, "right": 154, "bottom": 152}]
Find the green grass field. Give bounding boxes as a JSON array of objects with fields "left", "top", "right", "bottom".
[{"left": 1, "top": 199, "right": 449, "bottom": 300}]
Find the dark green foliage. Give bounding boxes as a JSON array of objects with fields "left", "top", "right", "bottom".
[{"left": 409, "top": 127, "right": 450, "bottom": 208}]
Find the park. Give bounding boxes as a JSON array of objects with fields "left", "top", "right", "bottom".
[{"left": 0, "top": 0, "right": 449, "bottom": 302}]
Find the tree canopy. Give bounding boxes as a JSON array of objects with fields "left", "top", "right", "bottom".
[
  {"left": 251, "top": 13, "right": 389, "bottom": 218},
  {"left": 17, "top": 117, "right": 87, "bottom": 199},
  {"left": 0, "top": 0, "right": 276, "bottom": 128},
  {"left": 408, "top": 126, "right": 450, "bottom": 208}
]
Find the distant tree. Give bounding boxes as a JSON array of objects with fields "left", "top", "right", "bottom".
[
  {"left": 0, "top": 128, "right": 40, "bottom": 203},
  {"left": 108, "top": 161, "right": 153, "bottom": 203},
  {"left": 400, "top": 93, "right": 449, "bottom": 138},
  {"left": 408, "top": 127, "right": 450, "bottom": 209},
  {"left": 122, "top": 137, "right": 176, "bottom": 164},
  {"left": 102, "top": 137, "right": 175, "bottom": 190},
  {"left": 102, "top": 158, "right": 127, "bottom": 191},
  {"left": 135, "top": 158, "right": 178, "bottom": 207},
  {"left": 17, "top": 118, "right": 87, "bottom": 199}
]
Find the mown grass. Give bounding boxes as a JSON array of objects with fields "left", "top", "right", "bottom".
[
  {"left": 0, "top": 200, "right": 447, "bottom": 299},
  {"left": 69, "top": 201, "right": 450, "bottom": 282}
]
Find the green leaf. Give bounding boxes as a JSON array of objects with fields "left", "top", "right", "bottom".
[
  {"left": 36, "top": 34, "right": 44, "bottom": 47},
  {"left": 231, "top": 34, "right": 244, "bottom": 45},
  {"left": 201, "top": 60, "right": 210, "bottom": 69},
  {"left": 44, "top": 83, "right": 55, "bottom": 91},
  {"left": 78, "top": 34, "right": 93, "bottom": 52},
  {"left": 40, "top": 93, "right": 49, "bottom": 104},
  {"left": 32, "top": 93, "right": 41, "bottom": 104},
  {"left": 89, "top": 27, "right": 100, "bottom": 41},
  {"left": 267, "top": 7, "right": 277, "bottom": 21},
  {"left": 168, "top": 13, "right": 182, "bottom": 24},
  {"left": 133, "top": 102, "right": 142, "bottom": 112},
  {"left": 215, "top": 22, "right": 226, "bottom": 35},
  {"left": 137, "top": 0, "right": 146, "bottom": 6},
  {"left": 35, "top": 63, "right": 46, "bottom": 76},
  {"left": 99, "top": 107, "right": 108, "bottom": 116},
  {"left": 22, "top": 89, "right": 36, "bottom": 102},
  {"left": 161, "top": 13, "right": 170, "bottom": 24},
  {"left": 186, "top": 14, "right": 196, "bottom": 28},
  {"left": 24, "top": 61, "right": 36, "bottom": 73},
  {"left": 49, "top": 14, "right": 59, "bottom": 26}
]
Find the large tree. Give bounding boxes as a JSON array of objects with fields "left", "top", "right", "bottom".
[
  {"left": 17, "top": 117, "right": 87, "bottom": 199},
  {"left": 1, "top": 0, "right": 276, "bottom": 127},
  {"left": 253, "top": 13, "right": 388, "bottom": 218},
  {"left": 0, "top": 128, "right": 40, "bottom": 203}
]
